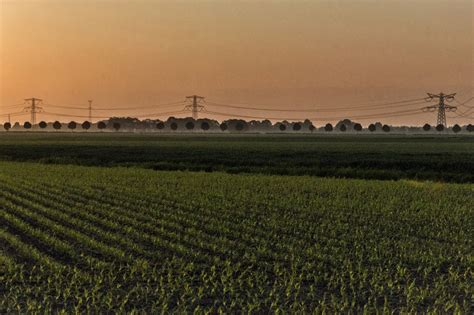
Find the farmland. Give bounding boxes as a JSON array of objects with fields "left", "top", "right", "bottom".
[
  {"left": 0, "top": 133, "right": 473, "bottom": 182},
  {"left": 1, "top": 134, "right": 473, "bottom": 313}
]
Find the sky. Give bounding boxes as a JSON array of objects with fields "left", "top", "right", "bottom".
[{"left": 1, "top": 0, "right": 473, "bottom": 125}]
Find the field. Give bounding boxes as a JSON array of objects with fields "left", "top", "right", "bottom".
[
  {"left": 0, "top": 133, "right": 473, "bottom": 182},
  {"left": 1, "top": 134, "right": 473, "bottom": 313}
]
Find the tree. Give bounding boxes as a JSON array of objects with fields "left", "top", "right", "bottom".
[
  {"left": 339, "top": 124, "right": 346, "bottom": 132},
  {"left": 53, "top": 121, "right": 62, "bottom": 130},
  {"left": 235, "top": 121, "right": 245, "bottom": 131},
  {"left": 39, "top": 121, "right": 47, "bottom": 129},
  {"left": 68, "top": 121, "right": 77, "bottom": 131},
  {"left": 382, "top": 125, "right": 390, "bottom": 132},
  {"left": 309, "top": 124, "right": 315, "bottom": 132},
  {"left": 467, "top": 124, "right": 474, "bottom": 132},
  {"left": 220, "top": 122, "right": 228, "bottom": 131},
  {"left": 436, "top": 124, "right": 444, "bottom": 132},
  {"left": 113, "top": 122, "right": 121, "bottom": 131},
  {"left": 185, "top": 121, "right": 195, "bottom": 130},
  {"left": 279, "top": 123, "right": 286, "bottom": 131},
  {"left": 24, "top": 122, "right": 32, "bottom": 129},
  {"left": 324, "top": 123, "right": 333, "bottom": 132},
  {"left": 292, "top": 123, "right": 302, "bottom": 131},
  {"left": 170, "top": 122, "right": 178, "bottom": 130},
  {"left": 423, "top": 123, "right": 431, "bottom": 131},
  {"left": 4, "top": 122, "right": 11, "bottom": 131},
  {"left": 353, "top": 123, "right": 362, "bottom": 131},
  {"left": 201, "top": 121, "right": 210, "bottom": 130},
  {"left": 452, "top": 124, "right": 461, "bottom": 133},
  {"left": 97, "top": 121, "right": 107, "bottom": 130},
  {"left": 156, "top": 121, "right": 165, "bottom": 129},
  {"left": 82, "top": 121, "right": 91, "bottom": 130},
  {"left": 368, "top": 124, "right": 376, "bottom": 132}
]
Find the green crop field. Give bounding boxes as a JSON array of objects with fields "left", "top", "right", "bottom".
[
  {"left": 1, "top": 133, "right": 473, "bottom": 182},
  {"left": 1, "top": 134, "right": 473, "bottom": 313}
]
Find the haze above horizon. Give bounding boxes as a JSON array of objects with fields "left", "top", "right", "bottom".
[{"left": 1, "top": 0, "right": 473, "bottom": 125}]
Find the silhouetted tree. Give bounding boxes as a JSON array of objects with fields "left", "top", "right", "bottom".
[
  {"left": 68, "top": 121, "right": 77, "bottom": 131},
  {"left": 113, "top": 122, "right": 121, "bottom": 131},
  {"left": 325, "top": 123, "right": 333, "bottom": 132},
  {"left": 279, "top": 123, "right": 286, "bottom": 131},
  {"left": 423, "top": 123, "right": 431, "bottom": 131},
  {"left": 82, "top": 121, "right": 91, "bottom": 130},
  {"left": 39, "top": 121, "right": 47, "bottom": 129},
  {"left": 24, "top": 122, "right": 32, "bottom": 129},
  {"left": 436, "top": 124, "right": 444, "bottom": 132},
  {"left": 97, "top": 121, "right": 107, "bottom": 130},
  {"left": 170, "top": 122, "right": 178, "bottom": 130},
  {"left": 53, "top": 121, "right": 62, "bottom": 130},
  {"left": 156, "top": 121, "right": 165, "bottom": 129},
  {"left": 339, "top": 124, "right": 346, "bottom": 132},
  {"left": 368, "top": 124, "right": 376, "bottom": 132},
  {"left": 353, "top": 123, "right": 362, "bottom": 131},
  {"left": 467, "top": 124, "right": 474, "bottom": 132},
  {"left": 185, "top": 121, "right": 195, "bottom": 130},
  {"left": 382, "top": 124, "right": 390, "bottom": 132},
  {"left": 452, "top": 124, "right": 461, "bottom": 133},
  {"left": 220, "top": 122, "right": 228, "bottom": 131},
  {"left": 292, "top": 123, "right": 302, "bottom": 131},
  {"left": 3, "top": 122, "right": 11, "bottom": 131},
  {"left": 235, "top": 121, "right": 245, "bottom": 131},
  {"left": 201, "top": 121, "right": 210, "bottom": 130},
  {"left": 309, "top": 124, "right": 315, "bottom": 132}
]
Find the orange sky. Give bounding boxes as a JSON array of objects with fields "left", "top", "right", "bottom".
[{"left": 1, "top": 0, "right": 473, "bottom": 125}]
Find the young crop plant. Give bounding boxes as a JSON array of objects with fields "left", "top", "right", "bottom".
[{"left": 0, "top": 161, "right": 472, "bottom": 313}]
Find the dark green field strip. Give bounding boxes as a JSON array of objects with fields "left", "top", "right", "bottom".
[{"left": 0, "top": 134, "right": 473, "bottom": 182}]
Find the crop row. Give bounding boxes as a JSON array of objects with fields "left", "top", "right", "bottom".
[{"left": 1, "top": 161, "right": 472, "bottom": 313}]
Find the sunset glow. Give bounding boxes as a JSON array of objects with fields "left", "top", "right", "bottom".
[{"left": 1, "top": 0, "right": 472, "bottom": 125}]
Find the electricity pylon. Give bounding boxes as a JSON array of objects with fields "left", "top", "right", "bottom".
[
  {"left": 24, "top": 98, "right": 43, "bottom": 125},
  {"left": 185, "top": 95, "right": 205, "bottom": 120},
  {"left": 423, "top": 92, "right": 457, "bottom": 127}
]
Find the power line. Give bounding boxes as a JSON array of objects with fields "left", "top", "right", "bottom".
[
  {"left": 0, "top": 111, "right": 26, "bottom": 117},
  {"left": 455, "top": 97, "right": 474, "bottom": 108},
  {"left": 41, "top": 111, "right": 111, "bottom": 119},
  {"left": 43, "top": 100, "right": 186, "bottom": 111},
  {"left": 202, "top": 108, "right": 425, "bottom": 121},
  {"left": 41, "top": 109, "right": 187, "bottom": 120},
  {"left": 0, "top": 102, "right": 26, "bottom": 109},
  {"left": 205, "top": 97, "right": 426, "bottom": 113}
]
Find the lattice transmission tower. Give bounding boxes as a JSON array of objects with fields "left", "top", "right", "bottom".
[
  {"left": 423, "top": 92, "right": 457, "bottom": 127},
  {"left": 24, "top": 98, "right": 43, "bottom": 125},
  {"left": 185, "top": 95, "right": 205, "bottom": 120}
]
